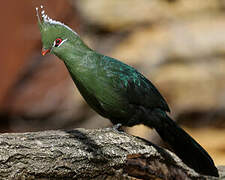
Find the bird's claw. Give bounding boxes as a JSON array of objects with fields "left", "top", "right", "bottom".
[{"left": 112, "top": 123, "right": 125, "bottom": 133}]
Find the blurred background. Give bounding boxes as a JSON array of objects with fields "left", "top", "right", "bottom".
[{"left": 0, "top": 0, "right": 225, "bottom": 165}]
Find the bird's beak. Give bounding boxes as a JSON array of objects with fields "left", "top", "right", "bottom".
[{"left": 41, "top": 48, "right": 50, "bottom": 56}]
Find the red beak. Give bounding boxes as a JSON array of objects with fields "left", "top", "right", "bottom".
[{"left": 41, "top": 49, "right": 50, "bottom": 56}]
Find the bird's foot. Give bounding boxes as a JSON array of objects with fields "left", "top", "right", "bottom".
[
  {"left": 112, "top": 123, "right": 125, "bottom": 133},
  {"left": 113, "top": 123, "right": 122, "bottom": 130}
]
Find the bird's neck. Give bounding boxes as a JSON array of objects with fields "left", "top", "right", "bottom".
[
  {"left": 56, "top": 38, "right": 92, "bottom": 62},
  {"left": 57, "top": 39, "right": 98, "bottom": 85}
]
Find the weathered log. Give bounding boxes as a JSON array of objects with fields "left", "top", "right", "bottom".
[{"left": 0, "top": 128, "right": 223, "bottom": 180}]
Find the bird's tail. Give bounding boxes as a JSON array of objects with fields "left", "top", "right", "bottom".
[{"left": 144, "top": 109, "right": 219, "bottom": 177}]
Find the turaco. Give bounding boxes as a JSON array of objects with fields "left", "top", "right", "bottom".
[{"left": 36, "top": 6, "right": 218, "bottom": 177}]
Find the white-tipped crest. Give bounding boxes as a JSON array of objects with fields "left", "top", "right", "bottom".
[{"left": 35, "top": 5, "right": 79, "bottom": 36}]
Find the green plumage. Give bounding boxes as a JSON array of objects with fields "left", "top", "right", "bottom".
[
  {"left": 36, "top": 8, "right": 218, "bottom": 177},
  {"left": 65, "top": 51, "right": 170, "bottom": 125}
]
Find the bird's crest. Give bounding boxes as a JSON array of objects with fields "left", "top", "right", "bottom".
[
  {"left": 36, "top": 5, "right": 78, "bottom": 36},
  {"left": 36, "top": 5, "right": 79, "bottom": 52}
]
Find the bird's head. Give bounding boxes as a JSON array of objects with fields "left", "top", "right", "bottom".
[{"left": 36, "top": 6, "right": 80, "bottom": 57}]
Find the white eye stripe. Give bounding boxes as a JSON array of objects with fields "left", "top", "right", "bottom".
[
  {"left": 57, "top": 39, "right": 67, "bottom": 47},
  {"left": 52, "top": 39, "right": 67, "bottom": 48},
  {"left": 52, "top": 41, "right": 56, "bottom": 48}
]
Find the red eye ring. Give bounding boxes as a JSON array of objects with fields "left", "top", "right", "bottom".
[{"left": 54, "top": 38, "right": 62, "bottom": 47}]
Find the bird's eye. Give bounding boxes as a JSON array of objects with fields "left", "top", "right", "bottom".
[{"left": 54, "top": 38, "right": 63, "bottom": 47}]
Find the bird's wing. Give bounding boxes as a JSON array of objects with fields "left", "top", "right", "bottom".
[
  {"left": 99, "top": 55, "right": 170, "bottom": 113},
  {"left": 126, "top": 70, "right": 170, "bottom": 112}
]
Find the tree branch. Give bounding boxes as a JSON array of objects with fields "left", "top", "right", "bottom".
[{"left": 0, "top": 128, "right": 223, "bottom": 179}]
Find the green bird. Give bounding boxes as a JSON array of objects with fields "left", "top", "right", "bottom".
[{"left": 36, "top": 7, "right": 218, "bottom": 177}]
